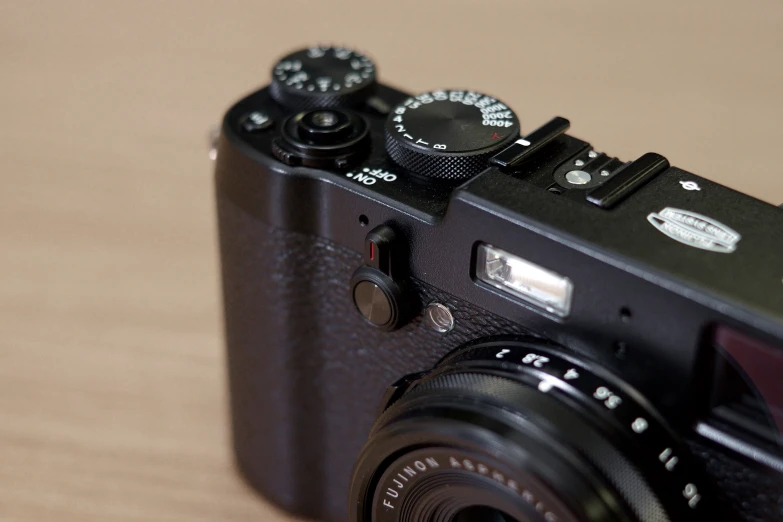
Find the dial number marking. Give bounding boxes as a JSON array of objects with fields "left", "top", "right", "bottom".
[
  {"left": 471, "top": 345, "right": 712, "bottom": 517},
  {"left": 388, "top": 90, "right": 517, "bottom": 153},
  {"left": 272, "top": 47, "right": 375, "bottom": 99}
]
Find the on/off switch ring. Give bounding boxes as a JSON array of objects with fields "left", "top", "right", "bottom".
[{"left": 272, "top": 108, "right": 370, "bottom": 169}]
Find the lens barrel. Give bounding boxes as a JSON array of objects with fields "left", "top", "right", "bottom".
[{"left": 349, "top": 338, "right": 731, "bottom": 522}]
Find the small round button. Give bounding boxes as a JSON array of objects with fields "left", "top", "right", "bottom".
[
  {"left": 240, "top": 111, "right": 274, "bottom": 133},
  {"left": 424, "top": 303, "right": 454, "bottom": 333},
  {"left": 353, "top": 281, "right": 393, "bottom": 326},
  {"left": 565, "top": 170, "right": 592, "bottom": 185}
]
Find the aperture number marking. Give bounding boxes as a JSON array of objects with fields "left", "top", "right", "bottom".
[
  {"left": 522, "top": 353, "right": 550, "bottom": 368},
  {"left": 593, "top": 386, "right": 623, "bottom": 410},
  {"left": 683, "top": 484, "right": 701, "bottom": 508},
  {"left": 631, "top": 417, "right": 649, "bottom": 433},
  {"left": 659, "top": 448, "right": 679, "bottom": 471}
]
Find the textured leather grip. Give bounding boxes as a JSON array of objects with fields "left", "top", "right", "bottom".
[{"left": 217, "top": 194, "right": 531, "bottom": 522}]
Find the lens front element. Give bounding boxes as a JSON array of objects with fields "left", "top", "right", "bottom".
[{"left": 452, "top": 506, "right": 518, "bottom": 522}]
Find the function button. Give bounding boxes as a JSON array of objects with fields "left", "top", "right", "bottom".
[
  {"left": 240, "top": 111, "right": 274, "bottom": 133},
  {"left": 366, "top": 95, "right": 392, "bottom": 116}
]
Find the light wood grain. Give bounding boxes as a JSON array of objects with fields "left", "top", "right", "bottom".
[{"left": 1, "top": 1, "right": 782, "bottom": 521}]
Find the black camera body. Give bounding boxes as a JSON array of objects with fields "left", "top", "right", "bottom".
[{"left": 215, "top": 47, "right": 783, "bottom": 522}]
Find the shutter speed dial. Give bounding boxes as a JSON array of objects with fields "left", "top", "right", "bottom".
[
  {"left": 270, "top": 46, "right": 377, "bottom": 109},
  {"left": 385, "top": 90, "right": 521, "bottom": 180}
]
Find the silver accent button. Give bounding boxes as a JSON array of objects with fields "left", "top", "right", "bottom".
[
  {"left": 565, "top": 170, "right": 592, "bottom": 185},
  {"left": 424, "top": 303, "right": 454, "bottom": 333}
]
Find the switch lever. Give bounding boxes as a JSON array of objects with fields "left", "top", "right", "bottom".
[{"left": 364, "top": 225, "right": 397, "bottom": 278}]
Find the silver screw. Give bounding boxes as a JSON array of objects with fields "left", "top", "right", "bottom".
[
  {"left": 588, "top": 151, "right": 598, "bottom": 159},
  {"left": 600, "top": 170, "right": 611, "bottom": 177},
  {"left": 425, "top": 303, "right": 454, "bottom": 333},
  {"left": 574, "top": 159, "right": 585, "bottom": 167},
  {"left": 565, "top": 170, "right": 592, "bottom": 185}
]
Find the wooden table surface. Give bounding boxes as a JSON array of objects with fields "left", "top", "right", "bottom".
[{"left": 2, "top": 2, "right": 782, "bottom": 521}]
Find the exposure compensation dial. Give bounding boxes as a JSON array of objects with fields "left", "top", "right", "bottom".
[{"left": 270, "top": 46, "right": 377, "bottom": 109}]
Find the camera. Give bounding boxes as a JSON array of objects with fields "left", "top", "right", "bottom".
[{"left": 214, "top": 46, "right": 783, "bottom": 522}]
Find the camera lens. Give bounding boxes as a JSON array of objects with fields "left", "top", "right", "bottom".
[{"left": 349, "top": 339, "right": 729, "bottom": 522}]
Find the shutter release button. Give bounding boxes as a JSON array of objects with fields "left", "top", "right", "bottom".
[{"left": 353, "top": 281, "right": 393, "bottom": 326}]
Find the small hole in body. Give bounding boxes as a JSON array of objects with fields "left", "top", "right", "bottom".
[
  {"left": 359, "top": 214, "right": 369, "bottom": 226},
  {"left": 620, "top": 307, "right": 632, "bottom": 323},
  {"left": 614, "top": 341, "right": 628, "bottom": 359}
]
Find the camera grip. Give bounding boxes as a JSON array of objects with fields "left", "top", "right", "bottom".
[
  {"left": 218, "top": 193, "right": 364, "bottom": 519},
  {"left": 217, "top": 193, "right": 536, "bottom": 521}
]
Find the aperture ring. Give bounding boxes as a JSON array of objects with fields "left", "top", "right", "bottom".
[{"left": 422, "top": 340, "right": 723, "bottom": 521}]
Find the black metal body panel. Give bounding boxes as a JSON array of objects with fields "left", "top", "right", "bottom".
[{"left": 215, "top": 81, "right": 783, "bottom": 522}]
